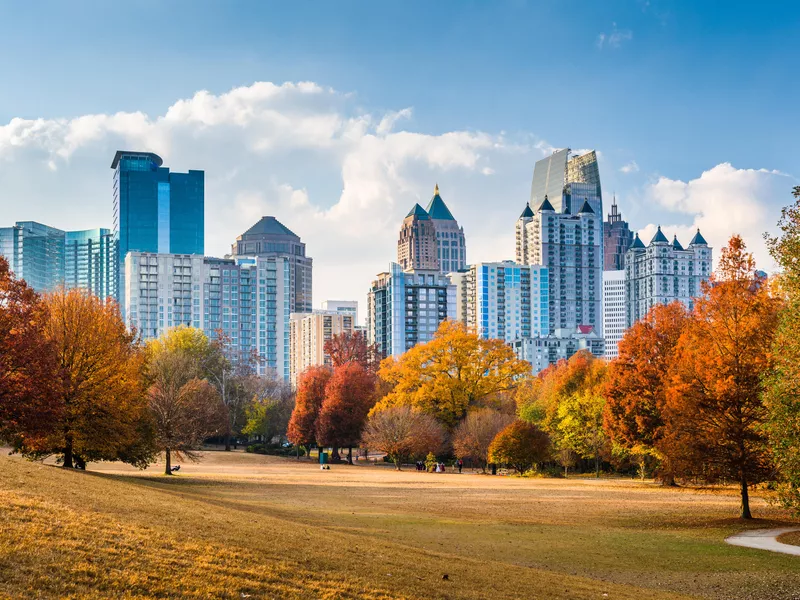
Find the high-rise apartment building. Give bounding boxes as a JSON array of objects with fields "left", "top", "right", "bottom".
[
  {"left": 366, "top": 263, "right": 456, "bottom": 358},
  {"left": 0, "top": 221, "right": 66, "bottom": 292},
  {"left": 231, "top": 216, "right": 312, "bottom": 313},
  {"left": 603, "top": 198, "right": 633, "bottom": 271},
  {"left": 397, "top": 204, "right": 439, "bottom": 272},
  {"left": 289, "top": 310, "right": 356, "bottom": 386},
  {"left": 602, "top": 270, "right": 626, "bottom": 360},
  {"left": 64, "top": 228, "right": 118, "bottom": 301},
  {"left": 517, "top": 196, "right": 602, "bottom": 334},
  {"left": 511, "top": 328, "right": 605, "bottom": 374},
  {"left": 451, "top": 261, "right": 549, "bottom": 342},
  {"left": 426, "top": 185, "right": 467, "bottom": 274},
  {"left": 320, "top": 299, "right": 359, "bottom": 324},
  {"left": 124, "top": 251, "right": 292, "bottom": 379},
  {"left": 625, "top": 228, "right": 712, "bottom": 328},
  {"left": 529, "top": 149, "right": 602, "bottom": 216}
]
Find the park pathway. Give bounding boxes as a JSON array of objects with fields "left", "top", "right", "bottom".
[{"left": 726, "top": 527, "right": 800, "bottom": 556}]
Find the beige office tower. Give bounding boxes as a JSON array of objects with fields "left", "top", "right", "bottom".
[
  {"left": 289, "top": 310, "right": 356, "bottom": 387},
  {"left": 397, "top": 203, "right": 439, "bottom": 272}
]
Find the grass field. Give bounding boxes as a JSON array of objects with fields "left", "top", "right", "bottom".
[{"left": 1, "top": 451, "right": 799, "bottom": 600}]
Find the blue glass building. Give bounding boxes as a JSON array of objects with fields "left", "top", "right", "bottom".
[
  {"left": 64, "top": 228, "right": 118, "bottom": 301},
  {"left": 0, "top": 221, "right": 66, "bottom": 292},
  {"left": 111, "top": 151, "right": 204, "bottom": 298}
]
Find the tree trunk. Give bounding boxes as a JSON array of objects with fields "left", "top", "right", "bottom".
[
  {"left": 347, "top": 447, "right": 353, "bottom": 465},
  {"left": 595, "top": 453, "right": 600, "bottom": 478},
  {"left": 394, "top": 457, "right": 402, "bottom": 471},
  {"left": 740, "top": 475, "right": 752, "bottom": 519},
  {"left": 224, "top": 431, "right": 231, "bottom": 452},
  {"left": 63, "top": 436, "right": 74, "bottom": 469},
  {"left": 331, "top": 447, "right": 341, "bottom": 462},
  {"left": 165, "top": 448, "right": 172, "bottom": 475},
  {"left": 296, "top": 445, "right": 300, "bottom": 460}
]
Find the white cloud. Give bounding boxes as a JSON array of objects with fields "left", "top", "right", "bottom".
[
  {"left": 637, "top": 163, "right": 793, "bottom": 271},
  {"left": 619, "top": 160, "right": 639, "bottom": 174},
  {"left": 597, "top": 23, "right": 633, "bottom": 49}
]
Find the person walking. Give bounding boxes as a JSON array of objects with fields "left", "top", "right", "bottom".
[{"left": 457, "top": 459, "right": 463, "bottom": 474}]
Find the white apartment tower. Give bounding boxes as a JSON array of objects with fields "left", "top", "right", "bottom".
[
  {"left": 289, "top": 310, "right": 356, "bottom": 387},
  {"left": 602, "top": 270, "right": 626, "bottom": 360}
]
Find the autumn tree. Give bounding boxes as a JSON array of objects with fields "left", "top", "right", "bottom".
[
  {"left": 488, "top": 420, "right": 551, "bottom": 474},
  {"left": 286, "top": 366, "right": 332, "bottom": 451},
  {"left": 361, "top": 406, "right": 445, "bottom": 470},
  {"left": 557, "top": 389, "right": 607, "bottom": 477},
  {"left": 325, "top": 331, "right": 382, "bottom": 371},
  {"left": 0, "top": 257, "right": 58, "bottom": 446},
  {"left": 452, "top": 408, "right": 514, "bottom": 472},
  {"left": 24, "top": 288, "right": 153, "bottom": 469},
  {"left": 242, "top": 374, "right": 295, "bottom": 444},
  {"left": 316, "top": 362, "right": 377, "bottom": 463},
  {"left": 603, "top": 302, "right": 689, "bottom": 482},
  {"left": 376, "top": 321, "right": 530, "bottom": 428},
  {"left": 147, "top": 349, "right": 227, "bottom": 474},
  {"left": 764, "top": 186, "right": 800, "bottom": 513},
  {"left": 664, "top": 236, "right": 780, "bottom": 519}
]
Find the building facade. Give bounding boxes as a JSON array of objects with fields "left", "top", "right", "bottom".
[
  {"left": 451, "top": 261, "right": 549, "bottom": 342},
  {"left": 511, "top": 327, "right": 605, "bottom": 374},
  {"left": 112, "top": 151, "right": 204, "bottom": 300},
  {"left": 0, "top": 221, "right": 65, "bottom": 292},
  {"left": 426, "top": 185, "right": 467, "bottom": 275},
  {"left": 231, "top": 216, "right": 312, "bottom": 314},
  {"left": 366, "top": 263, "right": 456, "bottom": 358},
  {"left": 625, "top": 228, "right": 712, "bottom": 328},
  {"left": 64, "top": 228, "right": 118, "bottom": 301},
  {"left": 320, "top": 299, "right": 359, "bottom": 324},
  {"left": 603, "top": 198, "right": 633, "bottom": 271},
  {"left": 124, "top": 251, "right": 292, "bottom": 379},
  {"left": 530, "top": 149, "right": 603, "bottom": 217},
  {"left": 289, "top": 310, "right": 356, "bottom": 386},
  {"left": 397, "top": 204, "right": 439, "bottom": 272},
  {"left": 602, "top": 270, "right": 626, "bottom": 360}
]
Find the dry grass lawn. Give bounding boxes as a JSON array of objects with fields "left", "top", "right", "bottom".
[
  {"left": 1, "top": 450, "right": 799, "bottom": 600},
  {"left": 777, "top": 531, "right": 800, "bottom": 547}
]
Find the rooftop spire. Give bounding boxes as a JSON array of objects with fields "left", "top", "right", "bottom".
[{"left": 434, "top": 183, "right": 439, "bottom": 195}]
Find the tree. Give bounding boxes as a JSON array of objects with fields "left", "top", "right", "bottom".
[
  {"left": 557, "top": 389, "right": 607, "bottom": 478},
  {"left": 452, "top": 408, "right": 513, "bottom": 472},
  {"left": 664, "top": 236, "right": 780, "bottom": 519},
  {"left": 361, "top": 406, "right": 445, "bottom": 470},
  {"left": 324, "top": 331, "right": 382, "bottom": 371},
  {"left": 376, "top": 321, "right": 531, "bottom": 428},
  {"left": 0, "top": 257, "right": 58, "bottom": 446},
  {"left": 603, "top": 302, "right": 689, "bottom": 483},
  {"left": 764, "top": 186, "right": 800, "bottom": 513},
  {"left": 147, "top": 349, "right": 227, "bottom": 474},
  {"left": 25, "top": 288, "right": 153, "bottom": 469},
  {"left": 316, "top": 362, "right": 377, "bottom": 463},
  {"left": 286, "top": 366, "right": 332, "bottom": 451},
  {"left": 488, "top": 421, "right": 550, "bottom": 474},
  {"left": 242, "top": 374, "right": 295, "bottom": 444}
]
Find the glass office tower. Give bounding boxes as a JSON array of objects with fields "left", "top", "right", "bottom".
[
  {"left": 111, "top": 151, "right": 204, "bottom": 300},
  {"left": 64, "top": 228, "right": 118, "bottom": 301},
  {"left": 0, "top": 221, "right": 65, "bottom": 292},
  {"left": 529, "top": 149, "right": 602, "bottom": 216}
]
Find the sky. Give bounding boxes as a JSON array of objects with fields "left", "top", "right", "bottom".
[{"left": 1, "top": 0, "right": 798, "bottom": 319}]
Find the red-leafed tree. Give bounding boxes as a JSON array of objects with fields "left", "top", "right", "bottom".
[
  {"left": 286, "top": 366, "right": 332, "bottom": 451},
  {"left": 0, "top": 256, "right": 58, "bottom": 446},
  {"left": 316, "top": 362, "right": 378, "bottom": 463},
  {"left": 324, "top": 331, "right": 382, "bottom": 371},
  {"left": 488, "top": 420, "right": 551, "bottom": 474}
]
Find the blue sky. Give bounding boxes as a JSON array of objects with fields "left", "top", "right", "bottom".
[{"left": 0, "top": 0, "right": 798, "bottom": 307}]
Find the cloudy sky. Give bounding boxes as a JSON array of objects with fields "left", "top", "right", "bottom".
[{"left": 1, "top": 1, "right": 798, "bottom": 320}]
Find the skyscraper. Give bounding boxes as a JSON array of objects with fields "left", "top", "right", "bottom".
[
  {"left": 529, "top": 149, "right": 602, "bottom": 216},
  {"left": 625, "top": 227, "right": 713, "bottom": 328},
  {"left": 0, "top": 221, "right": 65, "bottom": 292},
  {"left": 397, "top": 204, "right": 439, "bottom": 272},
  {"left": 231, "top": 216, "right": 312, "bottom": 313},
  {"left": 602, "top": 269, "right": 626, "bottom": 360},
  {"left": 112, "top": 151, "right": 204, "bottom": 299},
  {"left": 289, "top": 310, "right": 356, "bottom": 387},
  {"left": 603, "top": 197, "right": 633, "bottom": 271},
  {"left": 426, "top": 184, "right": 467, "bottom": 274},
  {"left": 64, "top": 228, "right": 118, "bottom": 301},
  {"left": 320, "top": 299, "right": 359, "bottom": 324}
]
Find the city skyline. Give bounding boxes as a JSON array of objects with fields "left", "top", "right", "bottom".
[{"left": 0, "top": 2, "right": 797, "bottom": 309}]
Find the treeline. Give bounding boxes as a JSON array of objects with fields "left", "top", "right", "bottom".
[{"left": 0, "top": 266, "right": 293, "bottom": 474}]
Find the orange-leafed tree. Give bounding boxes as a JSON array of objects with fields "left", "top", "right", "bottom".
[
  {"left": 603, "top": 302, "right": 689, "bottom": 481},
  {"left": 663, "top": 236, "right": 781, "bottom": 518},
  {"left": 27, "top": 288, "right": 154, "bottom": 469},
  {"left": 452, "top": 408, "right": 514, "bottom": 472},
  {"left": 316, "top": 362, "right": 378, "bottom": 463},
  {"left": 286, "top": 365, "right": 332, "bottom": 451},
  {"left": 0, "top": 257, "right": 59, "bottom": 446},
  {"left": 361, "top": 406, "right": 445, "bottom": 470},
  {"left": 376, "top": 321, "right": 530, "bottom": 428},
  {"left": 488, "top": 420, "right": 551, "bottom": 474},
  {"left": 324, "top": 331, "right": 382, "bottom": 371}
]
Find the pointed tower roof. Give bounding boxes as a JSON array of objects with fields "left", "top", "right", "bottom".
[
  {"left": 689, "top": 228, "right": 708, "bottom": 246},
  {"left": 519, "top": 203, "right": 534, "bottom": 219},
  {"left": 650, "top": 225, "right": 669, "bottom": 244},
  {"left": 425, "top": 184, "right": 455, "bottom": 220},
  {"left": 406, "top": 203, "right": 430, "bottom": 219},
  {"left": 242, "top": 216, "right": 299, "bottom": 239},
  {"left": 537, "top": 195, "right": 555, "bottom": 212},
  {"left": 630, "top": 233, "right": 645, "bottom": 249},
  {"left": 672, "top": 235, "right": 684, "bottom": 251},
  {"left": 577, "top": 199, "right": 594, "bottom": 214}
]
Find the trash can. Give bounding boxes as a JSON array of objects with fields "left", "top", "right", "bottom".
[
  {"left": 319, "top": 451, "right": 328, "bottom": 465},
  {"left": 491, "top": 463, "right": 497, "bottom": 475}
]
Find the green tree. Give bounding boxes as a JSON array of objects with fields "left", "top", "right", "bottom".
[{"left": 557, "top": 390, "right": 607, "bottom": 478}]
